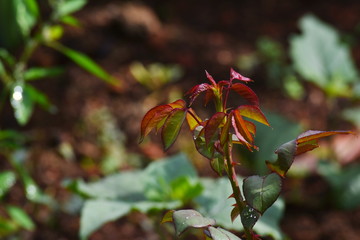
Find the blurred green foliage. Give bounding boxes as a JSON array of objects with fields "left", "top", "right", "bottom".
[{"left": 66, "top": 154, "right": 285, "bottom": 240}]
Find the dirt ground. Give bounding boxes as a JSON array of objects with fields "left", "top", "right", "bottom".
[{"left": 1, "top": 0, "right": 360, "bottom": 239}]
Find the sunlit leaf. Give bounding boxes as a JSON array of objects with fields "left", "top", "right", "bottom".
[
  {"left": 297, "top": 130, "right": 352, "bottom": 144},
  {"left": 168, "top": 99, "right": 186, "bottom": 108},
  {"left": 186, "top": 108, "right": 201, "bottom": 130},
  {"left": 205, "top": 112, "right": 226, "bottom": 146},
  {"left": 139, "top": 104, "right": 173, "bottom": 142},
  {"left": 0, "top": 171, "right": 16, "bottom": 199},
  {"left": 49, "top": 43, "right": 119, "bottom": 86},
  {"left": 6, "top": 205, "right": 35, "bottom": 231},
  {"left": 230, "top": 68, "right": 252, "bottom": 83},
  {"left": 24, "top": 66, "right": 64, "bottom": 81},
  {"left": 290, "top": 14, "right": 358, "bottom": 97},
  {"left": 172, "top": 209, "right": 216, "bottom": 236},
  {"left": 162, "top": 109, "right": 186, "bottom": 150},
  {"left": 161, "top": 210, "right": 175, "bottom": 224},
  {"left": 231, "top": 83, "right": 259, "bottom": 106},
  {"left": 60, "top": 15, "right": 81, "bottom": 27},
  {"left": 243, "top": 173, "right": 281, "bottom": 214},
  {"left": 237, "top": 105, "right": 270, "bottom": 127},
  {"left": 233, "top": 109, "right": 254, "bottom": 144},
  {"left": 10, "top": 84, "right": 33, "bottom": 125},
  {"left": 54, "top": 0, "right": 87, "bottom": 18}
]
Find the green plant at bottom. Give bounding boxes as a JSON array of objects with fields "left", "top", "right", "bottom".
[{"left": 140, "top": 68, "right": 352, "bottom": 239}]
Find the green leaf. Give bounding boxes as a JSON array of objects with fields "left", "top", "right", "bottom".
[
  {"left": 54, "top": 0, "right": 87, "bottom": 18},
  {"left": 196, "top": 177, "right": 285, "bottom": 239},
  {"left": 0, "top": 171, "right": 16, "bottom": 199},
  {"left": 208, "top": 226, "right": 242, "bottom": 240},
  {"left": 240, "top": 205, "right": 261, "bottom": 229},
  {"left": 10, "top": 150, "right": 54, "bottom": 206},
  {"left": 0, "top": 130, "right": 25, "bottom": 150},
  {"left": 205, "top": 112, "right": 226, "bottom": 146},
  {"left": 172, "top": 209, "right": 216, "bottom": 236},
  {"left": 6, "top": 205, "right": 35, "bottom": 231},
  {"left": 290, "top": 14, "right": 359, "bottom": 97},
  {"left": 266, "top": 140, "right": 297, "bottom": 177},
  {"left": 49, "top": 43, "right": 118, "bottom": 86},
  {"left": 243, "top": 173, "right": 282, "bottom": 214},
  {"left": 24, "top": 67, "right": 64, "bottom": 81},
  {"left": 15, "top": 0, "right": 39, "bottom": 37},
  {"left": 161, "top": 109, "right": 186, "bottom": 150},
  {"left": 60, "top": 15, "right": 81, "bottom": 27},
  {"left": 10, "top": 84, "right": 34, "bottom": 125},
  {"left": 80, "top": 200, "right": 131, "bottom": 240},
  {"left": 24, "top": 84, "right": 56, "bottom": 113},
  {"left": 161, "top": 210, "right": 174, "bottom": 224},
  {"left": 318, "top": 161, "right": 360, "bottom": 209}
]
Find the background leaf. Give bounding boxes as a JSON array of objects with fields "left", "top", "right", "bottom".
[
  {"left": 172, "top": 209, "right": 216, "bottom": 236},
  {"left": 49, "top": 43, "right": 119, "bottom": 86},
  {"left": 290, "top": 14, "right": 359, "bottom": 97},
  {"left": 6, "top": 205, "right": 35, "bottom": 231},
  {"left": 0, "top": 171, "right": 16, "bottom": 199}
]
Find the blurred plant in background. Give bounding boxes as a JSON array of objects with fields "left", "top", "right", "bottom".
[{"left": 0, "top": 0, "right": 119, "bottom": 126}]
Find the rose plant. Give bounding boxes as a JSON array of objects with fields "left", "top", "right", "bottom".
[{"left": 140, "top": 68, "right": 352, "bottom": 240}]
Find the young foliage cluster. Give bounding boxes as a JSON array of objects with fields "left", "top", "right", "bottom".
[{"left": 140, "top": 69, "right": 352, "bottom": 240}]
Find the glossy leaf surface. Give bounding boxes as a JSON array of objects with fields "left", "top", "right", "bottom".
[
  {"left": 231, "top": 83, "right": 259, "bottom": 106},
  {"left": 237, "top": 105, "right": 270, "bottom": 127},
  {"left": 162, "top": 109, "right": 186, "bottom": 150},
  {"left": 243, "top": 173, "right": 281, "bottom": 214},
  {"left": 240, "top": 205, "right": 261, "bottom": 229},
  {"left": 139, "top": 104, "right": 173, "bottom": 142},
  {"left": 172, "top": 209, "right": 216, "bottom": 236}
]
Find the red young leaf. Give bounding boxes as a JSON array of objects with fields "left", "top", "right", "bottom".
[
  {"left": 231, "top": 111, "right": 253, "bottom": 150},
  {"left": 237, "top": 105, "right": 270, "bottom": 127},
  {"left": 233, "top": 109, "right": 254, "bottom": 144},
  {"left": 244, "top": 120, "right": 256, "bottom": 137},
  {"left": 230, "top": 68, "right": 252, "bottom": 83},
  {"left": 205, "top": 70, "right": 217, "bottom": 85},
  {"left": 161, "top": 109, "right": 187, "bottom": 150},
  {"left": 186, "top": 83, "right": 211, "bottom": 106},
  {"left": 296, "top": 130, "right": 353, "bottom": 144},
  {"left": 139, "top": 104, "right": 174, "bottom": 142},
  {"left": 231, "top": 83, "right": 259, "bottom": 106},
  {"left": 204, "top": 89, "right": 215, "bottom": 106},
  {"left": 205, "top": 112, "right": 226, "bottom": 146},
  {"left": 296, "top": 140, "right": 318, "bottom": 156}
]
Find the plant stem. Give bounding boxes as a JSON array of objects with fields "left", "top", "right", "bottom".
[{"left": 224, "top": 142, "right": 252, "bottom": 240}]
